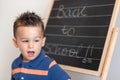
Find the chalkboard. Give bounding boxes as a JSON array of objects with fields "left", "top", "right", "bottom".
[{"left": 44, "top": 0, "right": 117, "bottom": 76}]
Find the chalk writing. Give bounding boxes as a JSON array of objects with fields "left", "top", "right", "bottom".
[
  {"left": 44, "top": 43, "right": 100, "bottom": 63},
  {"left": 82, "top": 45, "right": 94, "bottom": 63},
  {"left": 61, "top": 26, "right": 75, "bottom": 36},
  {"left": 56, "top": 5, "right": 87, "bottom": 18}
]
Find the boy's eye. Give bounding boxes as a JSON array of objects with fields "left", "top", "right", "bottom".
[
  {"left": 34, "top": 39, "right": 40, "bottom": 42},
  {"left": 22, "top": 40, "right": 29, "bottom": 42}
]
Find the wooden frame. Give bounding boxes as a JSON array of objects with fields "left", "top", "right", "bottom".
[{"left": 100, "top": 0, "right": 120, "bottom": 79}]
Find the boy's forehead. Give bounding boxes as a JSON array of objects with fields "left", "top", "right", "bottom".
[
  {"left": 16, "top": 26, "right": 43, "bottom": 36},
  {"left": 17, "top": 26, "right": 42, "bottom": 31}
]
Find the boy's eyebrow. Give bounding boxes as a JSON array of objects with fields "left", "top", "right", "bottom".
[
  {"left": 34, "top": 36, "right": 43, "bottom": 38},
  {"left": 20, "top": 36, "right": 42, "bottom": 39}
]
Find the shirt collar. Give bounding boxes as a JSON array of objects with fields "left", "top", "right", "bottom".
[{"left": 17, "top": 49, "right": 45, "bottom": 67}]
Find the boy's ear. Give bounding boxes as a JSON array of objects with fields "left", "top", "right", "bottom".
[
  {"left": 42, "top": 37, "right": 46, "bottom": 47},
  {"left": 13, "top": 38, "right": 18, "bottom": 48}
]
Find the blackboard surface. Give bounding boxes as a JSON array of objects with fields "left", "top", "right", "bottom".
[{"left": 44, "top": 0, "right": 115, "bottom": 71}]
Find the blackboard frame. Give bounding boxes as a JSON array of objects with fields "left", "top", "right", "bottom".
[{"left": 43, "top": 0, "right": 120, "bottom": 77}]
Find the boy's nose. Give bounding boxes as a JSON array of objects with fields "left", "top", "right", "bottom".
[{"left": 28, "top": 42, "right": 33, "bottom": 48}]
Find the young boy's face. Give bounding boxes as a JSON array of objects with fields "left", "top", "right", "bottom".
[{"left": 13, "top": 26, "right": 46, "bottom": 62}]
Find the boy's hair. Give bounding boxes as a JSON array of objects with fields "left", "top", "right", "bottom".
[{"left": 13, "top": 11, "right": 45, "bottom": 38}]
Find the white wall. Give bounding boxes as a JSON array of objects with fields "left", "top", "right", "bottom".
[{"left": 0, "top": 0, "right": 119, "bottom": 80}]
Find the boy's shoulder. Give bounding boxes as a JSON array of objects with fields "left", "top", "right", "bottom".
[
  {"left": 40, "top": 55, "right": 57, "bottom": 69},
  {"left": 11, "top": 56, "right": 22, "bottom": 69}
]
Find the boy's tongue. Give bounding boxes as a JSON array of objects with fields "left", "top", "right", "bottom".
[{"left": 27, "top": 51, "right": 35, "bottom": 57}]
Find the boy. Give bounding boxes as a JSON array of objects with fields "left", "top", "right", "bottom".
[{"left": 11, "top": 11, "right": 71, "bottom": 80}]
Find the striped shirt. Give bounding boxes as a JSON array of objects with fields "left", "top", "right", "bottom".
[{"left": 11, "top": 50, "right": 71, "bottom": 80}]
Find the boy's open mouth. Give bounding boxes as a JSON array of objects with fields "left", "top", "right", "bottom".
[{"left": 27, "top": 51, "right": 35, "bottom": 57}]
